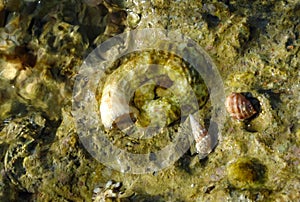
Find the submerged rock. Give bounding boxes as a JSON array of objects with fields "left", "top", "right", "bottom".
[
  {"left": 227, "top": 157, "right": 267, "bottom": 189},
  {"left": 0, "top": 0, "right": 299, "bottom": 201}
]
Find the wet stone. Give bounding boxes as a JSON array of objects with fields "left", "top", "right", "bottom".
[{"left": 227, "top": 157, "right": 267, "bottom": 189}]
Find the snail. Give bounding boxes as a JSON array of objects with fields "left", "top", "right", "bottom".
[
  {"left": 225, "top": 92, "right": 257, "bottom": 120},
  {"left": 189, "top": 114, "right": 214, "bottom": 159}
]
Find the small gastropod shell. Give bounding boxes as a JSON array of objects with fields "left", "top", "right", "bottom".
[
  {"left": 189, "top": 114, "right": 213, "bottom": 159},
  {"left": 225, "top": 92, "right": 257, "bottom": 120}
]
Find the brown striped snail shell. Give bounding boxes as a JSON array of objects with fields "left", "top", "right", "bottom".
[
  {"left": 189, "top": 114, "right": 213, "bottom": 159},
  {"left": 225, "top": 92, "right": 257, "bottom": 120}
]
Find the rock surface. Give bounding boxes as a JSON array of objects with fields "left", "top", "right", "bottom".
[{"left": 0, "top": 0, "right": 299, "bottom": 201}]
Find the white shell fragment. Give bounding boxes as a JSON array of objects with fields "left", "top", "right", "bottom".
[
  {"left": 189, "top": 114, "right": 213, "bottom": 159},
  {"left": 100, "top": 83, "right": 134, "bottom": 129},
  {"left": 92, "top": 180, "right": 123, "bottom": 202}
]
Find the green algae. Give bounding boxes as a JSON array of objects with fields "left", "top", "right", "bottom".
[
  {"left": 227, "top": 157, "right": 267, "bottom": 189},
  {"left": 0, "top": 0, "right": 299, "bottom": 201}
]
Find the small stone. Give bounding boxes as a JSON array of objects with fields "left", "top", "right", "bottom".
[
  {"left": 105, "top": 180, "right": 113, "bottom": 188},
  {"left": 126, "top": 11, "right": 140, "bottom": 28},
  {"left": 0, "top": 59, "right": 21, "bottom": 80},
  {"left": 93, "top": 187, "right": 101, "bottom": 193},
  {"left": 227, "top": 157, "right": 267, "bottom": 189}
]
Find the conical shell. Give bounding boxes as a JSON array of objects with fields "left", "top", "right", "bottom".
[{"left": 189, "top": 114, "right": 212, "bottom": 159}]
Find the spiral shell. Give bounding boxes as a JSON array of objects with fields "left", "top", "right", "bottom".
[
  {"left": 100, "top": 81, "right": 137, "bottom": 129},
  {"left": 225, "top": 92, "right": 257, "bottom": 120},
  {"left": 189, "top": 114, "right": 213, "bottom": 159},
  {"left": 99, "top": 50, "right": 208, "bottom": 131},
  {"left": 73, "top": 29, "right": 226, "bottom": 173}
]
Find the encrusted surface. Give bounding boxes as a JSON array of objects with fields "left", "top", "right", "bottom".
[{"left": 0, "top": 0, "right": 299, "bottom": 201}]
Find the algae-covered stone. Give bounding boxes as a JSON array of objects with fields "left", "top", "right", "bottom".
[
  {"left": 0, "top": 0, "right": 299, "bottom": 201},
  {"left": 1, "top": 113, "right": 48, "bottom": 193},
  {"left": 227, "top": 157, "right": 267, "bottom": 189}
]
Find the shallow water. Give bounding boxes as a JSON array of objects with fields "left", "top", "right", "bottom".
[{"left": 0, "top": 0, "right": 299, "bottom": 201}]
